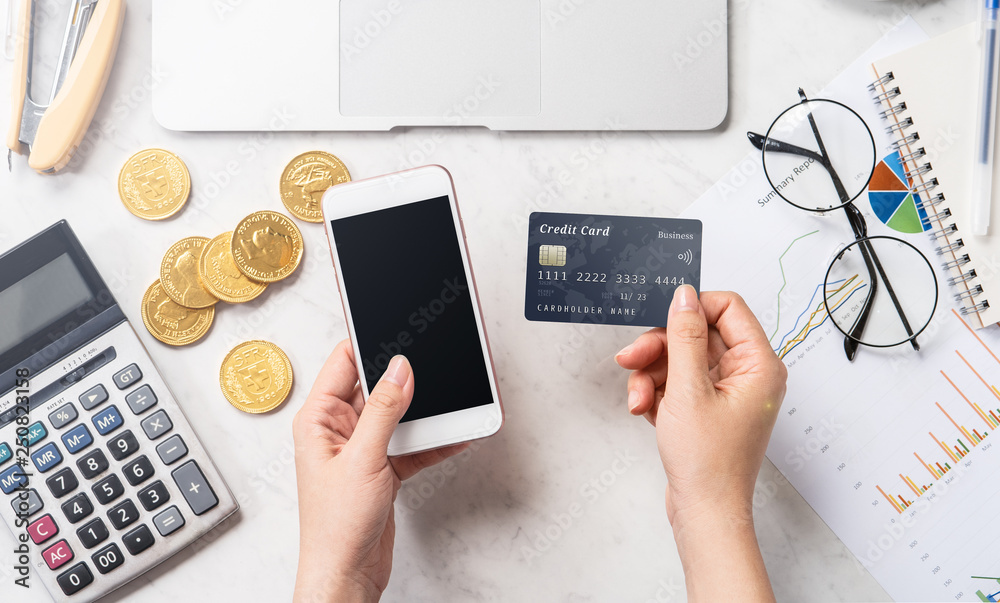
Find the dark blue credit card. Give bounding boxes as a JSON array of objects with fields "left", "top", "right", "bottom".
[{"left": 524, "top": 212, "right": 702, "bottom": 327}]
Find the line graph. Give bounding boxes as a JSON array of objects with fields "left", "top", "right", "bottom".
[
  {"left": 768, "top": 229, "right": 820, "bottom": 343},
  {"left": 774, "top": 275, "right": 868, "bottom": 359}
]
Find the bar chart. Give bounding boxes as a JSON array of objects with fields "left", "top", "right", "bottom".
[{"left": 875, "top": 311, "right": 1000, "bottom": 514}]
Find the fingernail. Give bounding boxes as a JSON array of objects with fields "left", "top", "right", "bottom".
[
  {"left": 615, "top": 343, "right": 635, "bottom": 360},
  {"left": 383, "top": 356, "right": 410, "bottom": 387},
  {"left": 670, "top": 285, "right": 698, "bottom": 315},
  {"left": 627, "top": 390, "right": 640, "bottom": 413}
]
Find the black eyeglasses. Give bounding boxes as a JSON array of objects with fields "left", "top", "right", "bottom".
[{"left": 749, "top": 89, "right": 938, "bottom": 362}]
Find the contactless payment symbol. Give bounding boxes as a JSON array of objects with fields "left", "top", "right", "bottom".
[
  {"left": 678, "top": 249, "right": 694, "bottom": 266},
  {"left": 539, "top": 245, "right": 567, "bottom": 267}
]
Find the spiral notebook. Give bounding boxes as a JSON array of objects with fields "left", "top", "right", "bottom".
[{"left": 870, "top": 23, "right": 1000, "bottom": 329}]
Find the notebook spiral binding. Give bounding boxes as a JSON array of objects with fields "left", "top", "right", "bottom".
[{"left": 869, "top": 71, "right": 990, "bottom": 317}]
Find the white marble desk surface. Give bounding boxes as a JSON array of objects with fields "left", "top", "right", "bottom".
[{"left": 0, "top": 1, "right": 973, "bottom": 601}]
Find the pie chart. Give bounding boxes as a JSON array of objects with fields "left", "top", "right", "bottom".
[{"left": 867, "top": 151, "right": 930, "bottom": 234}]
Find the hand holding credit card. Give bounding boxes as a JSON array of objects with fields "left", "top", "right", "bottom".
[{"left": 524, "top": 212, "right": 703, "bottom": 327}]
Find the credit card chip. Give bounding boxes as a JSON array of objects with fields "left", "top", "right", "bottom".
[{"left": 539, "top": 245, "right": 567, "bottom": 267}]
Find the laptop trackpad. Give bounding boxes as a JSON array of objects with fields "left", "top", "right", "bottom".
[{"left": 339, "top": 0, "right": 541, "bottom": 120}]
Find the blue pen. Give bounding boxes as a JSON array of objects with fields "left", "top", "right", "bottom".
[{"left": 973, "top": 0, "right": 1000, "bottom": 236}]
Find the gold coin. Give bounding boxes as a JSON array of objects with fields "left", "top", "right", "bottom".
[
  {"left": 198, "top": 232, "right": 268, "bottom": 304},
  {"left": 280, "top": 151, "right": 351, "bottom": 223},
  {"left": 219, "top": 340, "right": 294, "bottom": 414},
  {"left": 160, "top": 236, "right": 219, "bottom": 309},
  {"left": 118, "top": 149, "right": 191, "bottom": 221},
  {"left": 140, "top": 280, "right": 214, "bottom": 346},
  {"left": 231, "top": 211, "right": 304, "bottom": 283}
]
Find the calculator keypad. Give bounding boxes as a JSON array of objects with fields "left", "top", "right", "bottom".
[{"left": 0, "top": 345, "right": 236, "bottom": 603}]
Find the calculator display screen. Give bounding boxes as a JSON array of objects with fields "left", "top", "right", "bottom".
[{"left": 0, "top": 254, "right": 92, "bottom": 357}]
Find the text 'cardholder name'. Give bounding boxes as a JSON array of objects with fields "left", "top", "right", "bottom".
[{"left": 524, "top": 212, "right": 703, "bottom": 327}]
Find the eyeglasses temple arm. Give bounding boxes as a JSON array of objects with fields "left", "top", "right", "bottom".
[
  {"left": 841, "top": 207, "right": 876, "bottom": 361},
  {"left": 842, "top": 204, "right": 921, "bottom": 355},
  {"left": 746, "top": 132, "right": 826, "bottom": 165}
]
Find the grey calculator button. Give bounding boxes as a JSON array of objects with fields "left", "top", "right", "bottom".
[
  {"left": 49, "top": 403, "right": 79, "bottom": 429},
  {"left": 79, "top": 385, "right": 108, "bottom": 410},
  {"left": 10, "top": 488, "right": 43, "bottom": 517},
  {"left": 125, "top": 385, "right": 157, "bottom": 415},
  {"left": 155, "top": 435, "right": 188, "bottom": 465},
  {"left": 113, "top": 364, "right": 142, "bottom": 390},
  {"left": 153, "top": 506, "right": 185, "bottom": 536},
  {"left": 141, "top": 410, "right": 172, "bottom": 440},
  {"left": 171, "top": 461, "right": 218, "bottom": 516},
  {"left": 123, "top": 524, "right": 155, "bottom": 556},
  {"left": 56, "top": 562, "right": 93, "bottom": 596}
]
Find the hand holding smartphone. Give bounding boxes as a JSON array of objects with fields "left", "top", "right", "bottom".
[{"left": 322, "top": 166, "right": 503, "bottom": 456}]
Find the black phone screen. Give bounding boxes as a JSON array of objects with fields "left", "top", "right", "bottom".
[{"left": 330, "top": 195, "right": 494, "bottom": 423}]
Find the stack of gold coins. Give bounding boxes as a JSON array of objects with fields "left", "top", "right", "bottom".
[{"left": 141, "top": 211, "right": 305, "bottom": 347}]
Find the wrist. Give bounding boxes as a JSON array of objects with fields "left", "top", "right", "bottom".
[
  {"left": 670, "top": 493, "right": 754, "bottom": 535},
  {"left": 294, "top": 560, "right": 382, "bottom": 603},
  {"left": 668, "top": 496, "right": 774, "bottom": 603}
]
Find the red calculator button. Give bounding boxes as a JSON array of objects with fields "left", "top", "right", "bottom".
[
  {"left": 42, "top": 540, "right": 74, "bottom": 570},
  {"left": 27, "top": 514, "right": 59, "bottom": 544}
]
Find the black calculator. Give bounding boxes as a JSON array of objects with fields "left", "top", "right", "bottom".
[{"left": 0, "top": 222, "right": 238, "bottom": 601}]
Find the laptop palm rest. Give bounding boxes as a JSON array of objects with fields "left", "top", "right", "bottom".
[{"left": 339, "top": 0, "right": 541, "bottom": 120}]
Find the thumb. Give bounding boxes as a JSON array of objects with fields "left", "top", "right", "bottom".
[
  {"left": 350, "top": 355, "right": 414, "bottom": 458},
  {"left": 665, "top": 285, "right": 713, "bottom": 396}
]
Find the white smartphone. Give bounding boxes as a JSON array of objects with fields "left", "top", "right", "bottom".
[{"left": 321, "top": 165, "right": 503, "bottom": 456}]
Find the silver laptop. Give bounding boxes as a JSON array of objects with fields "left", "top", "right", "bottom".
[{"left": 151, "top": 0, "right": 728, "bottom": 132}]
